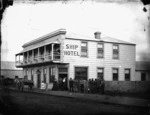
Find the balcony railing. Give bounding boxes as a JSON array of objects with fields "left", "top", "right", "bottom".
[
  {"left": 28, "top": 57, "right": 33, "bottom": 64},
  {"left": 16, "top": 53, "right": 61, "bottom": 66},
  {"left": 45, "top": 53, "right": 52, "bottom": 61},
  {"left": 39, "top": 55, "right": 44, "bottom": 62},
  {"left": 16, "top": 60, "right": 24, "bottom": 66},
  {"left": 54, "top": 54, "right": 60, "bottom": 61}
]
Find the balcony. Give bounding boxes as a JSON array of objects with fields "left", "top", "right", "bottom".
[
  {"left": 16, "top": 53, "right": 61, "bottom": 67},
  {"left": 16, "top": 43, "right": 61, "bottom": 67}
]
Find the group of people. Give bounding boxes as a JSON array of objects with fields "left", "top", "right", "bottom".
[
  {"left": 14, "top": 78, "right": 24, "bottom": 91},
  {"left": 69, "top": 78, "right": 105, "bottom": 94},
  {"left": 88, "top": 78, "right": 105, "bottom": 94}
]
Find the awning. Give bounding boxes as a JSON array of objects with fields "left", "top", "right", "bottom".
[{"left": 16, "top": 61, "right": 69, "bottom": 68}]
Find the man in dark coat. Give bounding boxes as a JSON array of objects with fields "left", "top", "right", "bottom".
[
  {"left": 91, "top": 78, "right": 94, "bottom": 93},
  {"left": 97, "top": 78, "right": 101, "bottom": 94},
  {"left": 100, "top": 78, "right": 105, "bottom": 94},
  {"left": 69, "top": 78, "right": 74, "bottom": 92}
]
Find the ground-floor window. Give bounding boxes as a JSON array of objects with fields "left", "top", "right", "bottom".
[
  {"left": 49, "top": 67, "right": 55, "bottom": 83},
  {"left": 15, "top": 76, "right": 18, "bottom": 79},
  {"left": 125, "top": 69, "right": 130, "bottom": 81},
  {"left": 75, "top": 67, "right": 88, "bottom": 80},
  {"left": 112, "top": 68, "right": 118, "bottom": 81},
  {"left": 97, "top": 68, "right": 104, "bottom": 80},
  {"left": 141, "top": 73, "right": 146, "bottom": 81}
]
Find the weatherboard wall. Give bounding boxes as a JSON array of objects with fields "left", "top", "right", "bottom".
[{"left": 63, "top": 38, "right": 136, "bottom": 81}]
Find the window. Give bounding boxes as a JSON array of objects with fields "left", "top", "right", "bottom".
[
  {"left": 112, "top": 68, "right": 118, "bottom": 81},
  {"left": 31, "top": 69, "right": 34, "bottom": 81},
  {"left": 43, "top": 68, "right": 47, "bottom": 83},
  {"left": 125, "top": 69, "right": 130, "bottom": 81},
  {"left": 58, "top": 68, "right": 68, "bottom": 73},
  {"left": 113, "top": 44, "right": 119, "bottom": 59},
  {"left": 25, "top": 70, "right": 28, "bottom": 79},
  {"left": 75, "top": 67, "right": 88, "bottom": 80},
  {"left": 97, "top": 43, "right": 104, "bottom": 58},
  {"left": 97, "top": 68, "right": 104, "bottom": 80},
  {"left": 49, "top": 67, "right": 55, "bottom": 83},
  {"left": 15, "top": 76, "right": 18, "bottom": 79},
  {"left": 141, "top": 73, "right": 146, "bottom": 81},
  {"left": 81, "top": 42, "right": 88, "bottom": 57}
]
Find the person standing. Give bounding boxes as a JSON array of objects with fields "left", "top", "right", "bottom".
[
  {"left": 91, "top": 78, "right": 94, "bottom": 93},
  {"left": 100, "top": 78, "right": 105, "bottom": 94},
  {"left": 97, "top": 78, "right": 101, "bottom": 94},
  {"left": 69, "top": 78, "right": 74, "bottom": 92}
]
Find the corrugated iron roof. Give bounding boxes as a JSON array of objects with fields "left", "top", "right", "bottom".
[
  {"left": 1, "top": 61, "right": 22, "bottom": 70},
  {"left": 22, "top": 28, "right": 66, "bottom": 48},
  {"left": 66, "top": 32, "right": 135, "bottom": 45},
  {"left": 17, "top": 29, "right": 135, "bottom": 54},
  {"left": 136, "top": 61, "right": 150, "bottom": 71},
  {"left": 17, "top": 39, "right": 60, "bottom": 54}
]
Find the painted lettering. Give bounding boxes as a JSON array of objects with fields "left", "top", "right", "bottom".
[
  {"left": 64, "top": 51, "right": 80, "bottom": 56},
  {"left": 75, "top": 45, "right": 78, "bottom": 49},
  {"left": 66, "top": 44, "right": 69, "bottom": 49},
  {"left": 65, "top": 44, "right": 79, "bottom": 50}
]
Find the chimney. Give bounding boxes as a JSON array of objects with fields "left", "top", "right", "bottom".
[{"left": 94, "top": 31, "right": 101, "bottom": 39}]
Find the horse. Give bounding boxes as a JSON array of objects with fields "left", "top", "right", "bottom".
[{"left": 15, "top": 78, "right": 34, "bottom": 91}]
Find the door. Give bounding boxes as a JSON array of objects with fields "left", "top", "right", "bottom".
[
  {"left": 37, "top": 73, "right": 41, "bottom": 88},
  {"left": 58, "top": 74, "right": 68, "bottom": 90}
]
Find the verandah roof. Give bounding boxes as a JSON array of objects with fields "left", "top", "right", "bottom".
[{"left": 16, "top": 40, "right": 60, "bottom": 55}]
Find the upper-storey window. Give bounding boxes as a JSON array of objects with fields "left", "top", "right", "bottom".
[
  {"left": 81, "top": 42, "right": 88, "bottom": 57},
  {"left": 97, "top": 43, "right": 104, "bottom": 58},
  {"left": 113, "top": 44, "right": 119, "bottom": 59}
]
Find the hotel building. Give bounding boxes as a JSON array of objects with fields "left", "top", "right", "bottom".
[{"left": 15, "top": 29, "right": 136, "bottom": 89}]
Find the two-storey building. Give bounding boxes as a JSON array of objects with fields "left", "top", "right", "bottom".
[{"left": 15, "top": 29, "right": 136, "bottom": 89}]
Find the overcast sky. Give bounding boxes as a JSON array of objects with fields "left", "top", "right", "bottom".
[{"left": 1, "top": 0, "right": 150, "bottom": 62}]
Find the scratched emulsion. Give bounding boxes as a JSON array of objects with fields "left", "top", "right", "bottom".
[{"left": 0, "top": 0, "right": 150, "bottom": 115}]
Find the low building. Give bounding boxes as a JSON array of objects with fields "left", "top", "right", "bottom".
[
  {"left": 135, "top": 61, "right": 150, "bottom": 81},
  {"left": 1, "top": 61, "right": 23, "bottom": 79},
  {"left": 15, "top": 29, "right": 136, "bottom": 89}
]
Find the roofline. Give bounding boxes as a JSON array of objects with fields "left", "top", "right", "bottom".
[
  {"left": 135, "top": 69, "right": 150, "bottom": 71},
  {"left": 16, "top": 53, "right": 23, "bottom": 56},
  {"left": 1, "top": 69, "right": 23, "bottom": 71},
  {"left": 65, "top": 37, "right": 136, "bottom": 46},
  {"left": 22, "top": 28, "right": 66, "bottom": 48}
]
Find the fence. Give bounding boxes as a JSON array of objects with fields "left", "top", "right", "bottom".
[{"left": 105, "top": 81, "right": 150, "bottom": 93}]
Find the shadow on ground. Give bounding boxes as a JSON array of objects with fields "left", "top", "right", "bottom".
[{"left": 0, "top": 88, "right": 149, "bottom": 115}]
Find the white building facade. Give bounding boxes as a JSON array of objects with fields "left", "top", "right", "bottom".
[{"left": 15, "top": 29, "right": 136, "bottom": 89}]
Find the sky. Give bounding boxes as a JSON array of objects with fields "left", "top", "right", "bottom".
[{"left": 1, "top": 0, "right": 150, "bottom": 62}]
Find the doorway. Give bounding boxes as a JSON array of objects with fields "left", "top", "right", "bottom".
[
  {"left": 37, "top": 73, "right": 41, "bottom": 88},
  {"left": 58, "top": 74, "right": 68, "bottom": 90}
]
